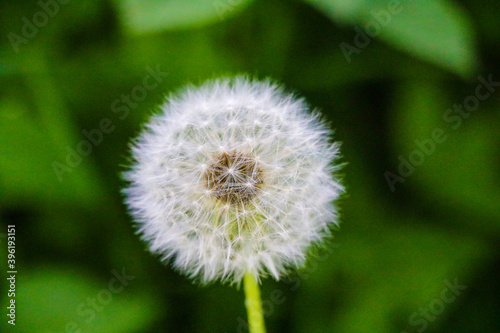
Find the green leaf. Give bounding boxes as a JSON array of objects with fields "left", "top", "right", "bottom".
[
  {"left": 1, "top": 266, "right": 162, "bottom": 333},
  {"left": 389, "top": 80, "right": 500, "bottom": 232},
  {"left": 0, "top": 99, "right": 100, "bottom": 207},
  {"left": 305, "top": 0, "right": 477, "bottom": 77},
  {"left": 116, "top": 0, "right": 254, "bottom": 34}
]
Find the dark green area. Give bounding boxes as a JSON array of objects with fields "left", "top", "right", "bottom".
[{"left": 1, "top": 0, "right": 499, "bottom": 332}]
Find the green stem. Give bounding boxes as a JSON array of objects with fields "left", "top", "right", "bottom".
[{"left": 243, "top": 272, "right": 266, "bottom": 333}]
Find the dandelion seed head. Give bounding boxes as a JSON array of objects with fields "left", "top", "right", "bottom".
[{"left": 123, "top": 76, "right": 344, "bottom": 284}]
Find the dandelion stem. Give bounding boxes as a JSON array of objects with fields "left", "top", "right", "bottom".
[{"left": 244, "top": 272, "right": 266, "bottom": 333}]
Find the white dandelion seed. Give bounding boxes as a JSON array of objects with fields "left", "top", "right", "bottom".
[{"left": 123, "top": 76, "right": 344, "bottom": 285}]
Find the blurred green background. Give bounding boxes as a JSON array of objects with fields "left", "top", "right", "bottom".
[{"left": 1, "top": 0, "right": 499, "bottom": 332}]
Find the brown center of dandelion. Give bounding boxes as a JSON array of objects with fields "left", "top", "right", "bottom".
[{"left": 205, "top": 151, "right": 263, "bottom": 205}]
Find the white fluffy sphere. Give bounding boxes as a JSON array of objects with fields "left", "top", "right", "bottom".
[{"left": 124, "top": 76, "right": 344, "bottom": 284}]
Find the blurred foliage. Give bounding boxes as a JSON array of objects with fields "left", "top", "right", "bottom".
[
  {"left": 307, "top": 0, "right": 477, "bottom": 76},
  {"left": 0, "top": 0, "right": 499, "bottom": 332},
  {"left": 116, "top": 0, "right": 254, "bottom": 33}
]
